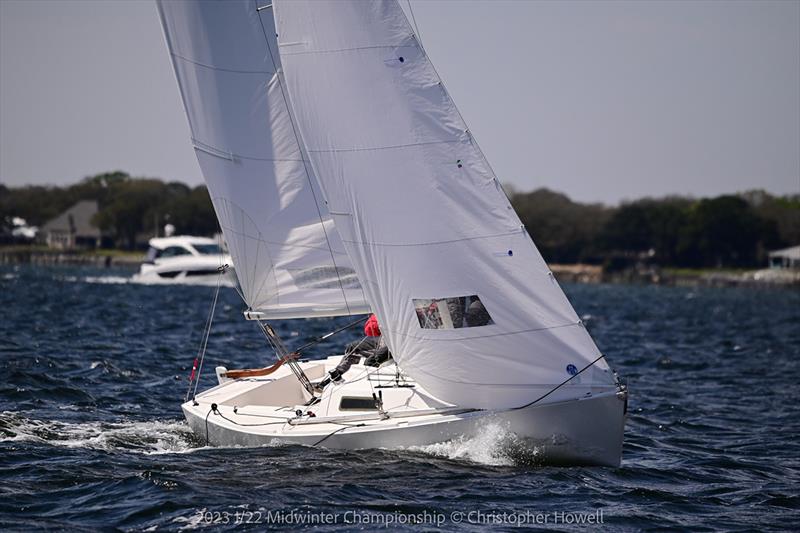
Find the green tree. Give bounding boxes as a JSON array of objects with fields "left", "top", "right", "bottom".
[
  {"left": 742, "top": 190, "right": 800, "bottom": 247},
  {"left": 164, "top": 185, "right": 218, "bottom": 236},
  {"left": 511, "top": 188, "right": 610, "bottom": 263},
  {"left": 677, "top": 196, "right": 778, "bottom": 267},
  {"left": 93, "top": 178, "right": 169, "bottom": 249},
  {"left": 600, "top": 198, "right": 691, "bottom": 264}
]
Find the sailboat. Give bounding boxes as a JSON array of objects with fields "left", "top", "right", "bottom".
[{"left": 157, "top": 0, "right": 627, "bottom": 466}]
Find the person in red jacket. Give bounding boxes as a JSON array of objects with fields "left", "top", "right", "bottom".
[
  {"left": 361, "top": 314, "right": 391, "bottom": 367},
  {"left": 364, "top": 314, "right": 381, "bottom": 337},
  {"left": 313, "top": 314, "right": 392, "bottom": 392}
]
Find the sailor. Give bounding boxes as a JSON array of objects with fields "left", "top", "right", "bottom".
[
  {"left": 360, "top": 314, "right": 392, "bottom": 367},
  {"left": 313, "top": 314, "right": 391, "bottom": 392},
  {"left": 344, "top": 314, "right": 392, "bottom": 366}
]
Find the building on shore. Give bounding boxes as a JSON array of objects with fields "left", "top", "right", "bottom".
[
  {"left": 38, "top": 200, "right": 102, "bottom": 250},
  {"left": 768, "top": 246, "right": 800, "bottom": 270}
]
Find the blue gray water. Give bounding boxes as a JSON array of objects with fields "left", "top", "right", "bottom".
[{"left": 1, "top": 265, "right": 798, "bottom": 531}]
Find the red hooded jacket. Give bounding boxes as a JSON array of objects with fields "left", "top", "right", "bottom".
[{"left": 364, "top": 314, "right": 381, "bottom": 337}]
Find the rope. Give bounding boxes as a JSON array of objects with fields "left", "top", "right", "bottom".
[
  {"left": 293, "top": 316, "right": 368, "bottom": 356},
  {"left": 231, "top": 411, "right": 296, "bottom": 421},
  {"left": 214, "top": 408, "right": 291, "bottom": 427},
  {"left": 311, "top": 421, "right": 367, "bottom": 447},
  {"left": 204, "top": 403, "right": 366, "bottom": 447},
  {"left": 186, "top": 265, "right": 226, "bottom": 402},
  {"left": 312, "top": 427, "right": 347, "bottom": 446},
  {"left": 204, "top": 404, "right": 288, "bottom": 448},
  {"left": 511, "top": 354, "right": 607, "bottom": 411},
  {"left": 406, "top": 0, "right": 424, "bottom": 50}
]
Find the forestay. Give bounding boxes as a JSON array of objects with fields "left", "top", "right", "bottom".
[
  {"left": 157, "top": 0, "right": 369, "bottom": 318},
  {"left": 273, "top": 0, "right": 615, "bottom": 408}
]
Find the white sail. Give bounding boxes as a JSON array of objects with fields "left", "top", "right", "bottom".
[
  {"left": 156, "top": 0, "right": 369, "bottom": 318},
  {"left": 273, "top": 0, "right": 615, "bottom": 409}
]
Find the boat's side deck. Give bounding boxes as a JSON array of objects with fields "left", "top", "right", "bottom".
[{"left": 191, "top": 356, "right": 453, "bottom": 429}]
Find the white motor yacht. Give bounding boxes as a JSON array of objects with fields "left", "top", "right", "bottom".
[{"left": 134, "top": 236, "right": 234, "bottom": 285}]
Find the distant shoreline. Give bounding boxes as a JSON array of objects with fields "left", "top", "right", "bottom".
[
  {"left": 1, "top": 247, "right": 797, "bottom": 288},
  {"left": 551, "top": 263, "right": 800, "bottom": 289},
  {"left": 0, "top": 246, "right": 143, "bottom": 267}
]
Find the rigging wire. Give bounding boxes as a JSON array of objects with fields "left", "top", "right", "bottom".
[
  {"left": 406, "top": 0, "right": 424, "bottom": 50},
  {"left": 292, "top": 315, "right": 368, "bottom": 356},
  {"left": 258, "top": 320, "right": 316, "bottom": 395},
  {"left": 186, "top": 265, "right": 227, "bottom": 402}
]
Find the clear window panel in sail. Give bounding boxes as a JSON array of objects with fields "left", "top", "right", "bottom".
[{"left": 413, "top": 295, "right": 493, "bottom": 329}]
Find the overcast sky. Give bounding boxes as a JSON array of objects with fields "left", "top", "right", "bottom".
[{"left": 1, "top": 0, "right": 798, "bottom": 204}]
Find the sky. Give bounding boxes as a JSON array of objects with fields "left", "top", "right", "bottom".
[{"left": 1, "top": 0, "right": 798, "bottom": 205}]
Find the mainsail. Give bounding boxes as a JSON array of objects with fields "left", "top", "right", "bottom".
[
  {"left": 274, "top": 0, "right": 615, "bottom": 408},
  {"left": 157, "top": 0, "right": 369, "bottom": 318}
]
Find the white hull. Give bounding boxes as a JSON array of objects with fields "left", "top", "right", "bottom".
[
  {"left": 183, "top": 357, "right": 627, "bottom": 467},
  {"left": 133, "top": 267, "right": 235, "bottom": 286},
  {"left": 135, "top": 235, "right": 234, "bottom": 286}
]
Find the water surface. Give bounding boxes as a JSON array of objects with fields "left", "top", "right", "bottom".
[{"left": 1, "top": 266, "right": 798, "bottom": 530}]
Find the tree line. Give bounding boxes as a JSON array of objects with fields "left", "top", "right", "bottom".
[
  {"left": 508, "top": 187, "right": 799, "bottom": 269},
  {"left": 0, "top": 172, "right": 218, "bottom": 249},
  {"left": 1, "top": 171, "right": 798, "bottom": 268}
]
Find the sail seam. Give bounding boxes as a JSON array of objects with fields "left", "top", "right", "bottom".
[
  {"left": 192, "top": 141, "right": 233, "bottom": 161},
  {"left": 340, "top": 229, "right": 523, "bottom": 248},
  {"left": 387, "top": 321, "right": 583, "bottom": 342},
  {"left": 219, "top": 224, "right": 348, "bottom": 253},
  {"left": 307, "top": 138, "right": 462, "bottom": 154},
  {"left": 278, "top": 43, "right": 410, "bottom": 56},
  {"left": 192, "top": 141, "right": 304, "bottom": 162},
  {"left": 246, "top": 304, "right": 371, "bottom": 320},
  {"left": 171, "top": 51, "right": 275, "bottom": 75},
  {"left": 397, "top": 12, "right": 527, "bottom": 237}
]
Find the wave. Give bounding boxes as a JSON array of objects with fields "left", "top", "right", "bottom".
[
  {"left": 0, "top": 411, "right": 204, "bottom": 454},
  {"left": 128, "top": 275, "right": 236, "bottom": 288},
  {"left": 82, "top": 275, "right": 134, "bottom": 285},
  {"left": 408, "top": 421, "right": 542, "bottom": 467},
  {"left": 57, "top": 274, "right": 236, "bottom": 288}
]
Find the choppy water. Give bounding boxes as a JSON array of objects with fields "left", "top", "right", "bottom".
[{"left": 1, "top": 265, "right": 798, "bottom": 531}]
